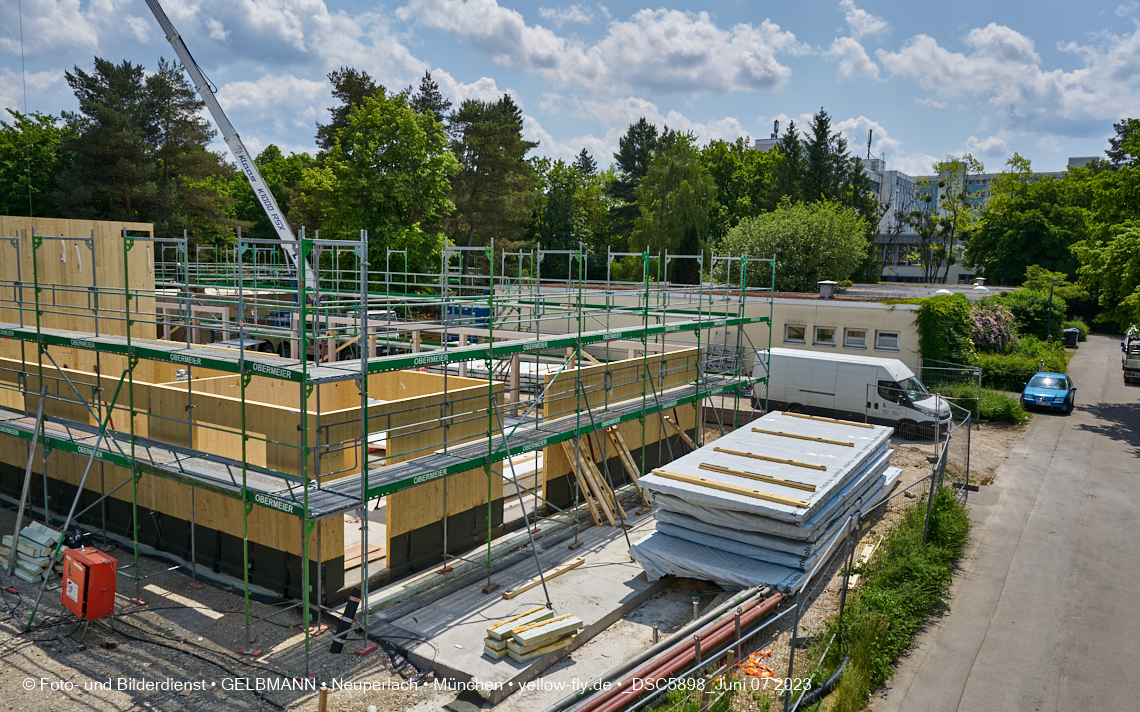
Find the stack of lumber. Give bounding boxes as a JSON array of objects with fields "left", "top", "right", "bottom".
[
  {"left": 483, "top": 607, "right": 584, "bottom": 662},
  {"left": 561, "top": 440, "right": 626, "bottom": 526},
  {"left": 630, "top": 411, "right": 900, "bottom": 593},
  {"left": 2, "top": 522, "right": 64, "bottom": 583}
]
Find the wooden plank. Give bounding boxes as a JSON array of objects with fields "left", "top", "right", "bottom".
[
  {"left": 606, "top": 427, "right": 652, "bottom": 507},
  {"left": 783, "top": 412, "right": 874, "bottom": 429},
  {"left": 579, "top": 443, "right": 626, "bottom": 521},
  {"left": 502, "top": 557, "right": 585, "bottom": 600},
  {"left": 650, "top": 468, "right": 810, "bottom": 508},
  {"left": 487, "top": 606, "right": 553, "bottom": 640},
  {"left": 847, "top": 540, "right": 879, "bottom": 589},
  {"left": 561, "top": 442, "right": 603, "bottom": 526},
  {"left": 711, "top": 446, "right": 826, "bottom": 473},
  {"left": 751, "top": 427, "right": 854, "bottom": 448},
  {"left": 576, "top": 446, "right": 618, "bottom": 525},
  {"left": 699, "top": 462, "right": 817, "bottom": 493},
  {"left": 343, "top": 542, "right": 385, "bottom": 569},
  {"left": 663, "top": 415, "right": 696, "bottom": 451}
]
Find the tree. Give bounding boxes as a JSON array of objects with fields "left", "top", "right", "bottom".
[
  {"left": 701, "top": 137, "right": 779, "bottom": 245},
  {"left": 301, "top": 89, "right": 457, "bottom": 274},
  {"left": 226, "top": 145, "right": 316, "bottom": 240},
  {"left": 0, "top": 110, "right": 72, "bottom": 217},
  {"left": 1073, "top": 221, "right": 1140, "bottom": 326},
  {"left": 144, "top": 57, "right": 236, "bottom": 240},
  {"left": 718, "top": 200, "right": 869, "bottom": 292},
  {"left": 968, "top": 154, "right": 1088, "bottom": 285},
  {"left": 803, "top": 108, "right": 848, "bottom": 203},
  {"left": 1106, "top": 118, "right": 1140, "bottom": 168},
  {"left": 55, "top": 58, "right": 155, "bottom": 222},
  {"left": 772, "top": 120, "right": 805, "bottom": 203},
  {"left": 630, "top": 133, "right": 716, "bottom": 284},
  {"left": 607, "top": 118, "right": 659, "bottom": 245},
  {"left": 447, "top": 95, "right": 539, "bottom": 272},
  {"left": 409, "top": 71, "right": 451, "bottom": 122},
  {"left": 907, "top": 154, "right": 984, "bottom": 283},
  {"left": 573, "top": 148, "right": 596, "bottom": 176},
  {"left": 316, "top": 67, "right": 381, "bottom": 156}
]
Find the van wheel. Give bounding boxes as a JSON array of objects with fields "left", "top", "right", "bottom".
[
  {"left": 898, "top": 420, "right": 921, "bottom": 440},
  {"left": 787, "top": 404, "right": 806, "bottom": 414}
]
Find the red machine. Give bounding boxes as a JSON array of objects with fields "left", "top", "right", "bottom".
[{"left": 61, "top": 547, "right": 118, "bottom": 621}]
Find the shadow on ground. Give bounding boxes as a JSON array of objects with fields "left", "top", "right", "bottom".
[{"left": 1074, "top": 401, "right": 1140, "bottom": 457}]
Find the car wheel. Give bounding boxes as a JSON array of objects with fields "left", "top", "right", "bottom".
[
  {"left": 787, "top": 403, "right": 806, "bottom": 414},
  {"left": 898, "top": 420, "right": 921, "bottom": 440},
  {"left": 1064, "top": 398, "right": 1074, "bottom": 415}
]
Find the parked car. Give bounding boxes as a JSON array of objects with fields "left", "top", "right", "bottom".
[{"left": 1020, "top": 372, "right": 1076, "bottom": 414}]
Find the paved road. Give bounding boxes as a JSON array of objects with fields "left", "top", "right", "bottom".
[{"left": 874, "top": 334, "right": 1140, "bottom": 712}]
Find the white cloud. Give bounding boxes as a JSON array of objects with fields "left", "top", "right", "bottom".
[
  {"left": 834, "top": 116, "right": 901, "bottom": 156},
  {"left": 1036, "top": 135, "right": 1062, "bottom": 152},
  {"left": 538, "top": 5, "right": 593, "bottom": 27},
  {"left": 878, "top": 23, "right": 1140, "bottom": 136},
  {"left": 397, "top": 0, "right": 806, "bottom": 95},
  {"left": 1117, "top": 2, "right": 1137, "bottom": 16},
  {"left": 839, "top": 0, "right": 890, "bottom": 39},
  {"left": 0, "top": 68, "right": 65, "bottom": 117},
  {"left": 206, "top": 18, "right": 230, "bottom": 42},
  {"left": 965, "top": 128, "right": 1017, "bottom": 158},
  {"left": 890, "top": 152, "right": 939, "bottom": 175},
  {"left": 215, "top": 73, "right": 326, "bottom": 146},
  {"left": 914, "top": 96, "right": 947, "bottom": 108},
  {"left": 432, "top": 70, "right": 516, "bottom": 105},
  {"left": 577, "top": 95, "right": 747, "bottom": 143},
  {"left": 826, "top": 37, "right": 880, "bottom": 81}
]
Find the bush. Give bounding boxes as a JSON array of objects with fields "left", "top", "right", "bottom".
[
  {"left": 1014, "top": 335, "right": 1069, "bottom": 370},
  {"left": 1063, "top": 318, "right": 1089, "bottom": 342},
  {"left": 970, "top": 298, "right": 1018, "bottom": 353},
  {"left": 930, "top": 383, "right": 1030, "bottom": 424},
  {"left": 827, "top": 489, "right": 970, "bottom": 711},
  {"left": 995, "top": 288, "right": 1067, "bottom": 341},
  {"left": 974, "top": 338, "right": 1067, "bottom": 391},
  {"left": 915, "top": 294, "right": 975, "bottom": 365}
]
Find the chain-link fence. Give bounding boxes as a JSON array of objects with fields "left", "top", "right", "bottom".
[{"left": 556, "top": 434, "right": 969, "bottom": 712}]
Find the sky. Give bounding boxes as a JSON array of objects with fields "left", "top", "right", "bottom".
[{"left": 3, "top": 0, "right": 1140, "bottom": 176}]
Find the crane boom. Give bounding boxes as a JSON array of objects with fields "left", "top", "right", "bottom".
[{"left": 142, "top": 0, "right": 318, "bottom": 289}]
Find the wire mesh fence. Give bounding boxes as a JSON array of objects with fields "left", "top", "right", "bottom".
[{"left": 585, "top": 430, "right": 968, "bottom": 712}]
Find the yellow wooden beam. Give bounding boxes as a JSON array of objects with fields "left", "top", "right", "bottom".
[
  {"left": 751, "top": 427, "right": 854, "bottom": 448},
  {"left": 651, "top": 468, "right": 810, "bottom": 508}
]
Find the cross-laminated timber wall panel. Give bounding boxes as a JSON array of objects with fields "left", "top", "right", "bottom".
[
  {"left": 0, "top": 217, "right": 157, "bottom": 381},
  {"left": 540, "top": 349, "right": 700, "bottom": 505}
]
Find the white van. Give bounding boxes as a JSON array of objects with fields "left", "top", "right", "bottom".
[{"left": 750, "top": 348, "right": 951, "bottom": 439}]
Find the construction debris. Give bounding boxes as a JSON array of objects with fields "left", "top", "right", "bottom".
[
  {"left": 2, "top": 522, "right": 64, "bottom": 583},
  {"left": 630, "top": 411, "right": 900, "bottom": 592}
]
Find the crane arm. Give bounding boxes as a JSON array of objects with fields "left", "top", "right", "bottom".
[{"left": 142, "top": 0, "right": 318, "bottom": 289}]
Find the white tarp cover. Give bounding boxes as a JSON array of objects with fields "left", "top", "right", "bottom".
[
  {"left": 652, "top": 452, "right": 894, "bottom": 545},
  {"left": 630, "top": 469, "right": 900, "bottom": 592},
  {"left": 637, "top": 412, "right": 893, "bottom": 524}
]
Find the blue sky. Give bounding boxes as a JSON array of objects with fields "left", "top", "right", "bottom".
[{"left": 3, "top": 0, "right": 1139, "bottom": 175}]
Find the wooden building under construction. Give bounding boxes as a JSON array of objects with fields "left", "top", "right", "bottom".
[{"left": 0, "top": 216, "right": 772, "bottom": 644}]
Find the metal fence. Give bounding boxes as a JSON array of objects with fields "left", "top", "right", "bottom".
[{"left": 560, "top": 429, "right": 969, "bottom": 712}]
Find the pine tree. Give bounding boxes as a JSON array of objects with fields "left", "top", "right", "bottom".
[
  {"left": 410, "top": 71, "right": 452, "bottom": 123},
  {"left": 316, "top": 67, "right": 382, "bottom": 156},
  {"left": 772, "top": 120, "right": 805, "bottom": 203},
  {"left": 448, "top": 95, "right": 539, "bottom": 272},
  {"left": 608, "top": 118, "right": 659, "bottom": 244},
  {"left": 573, "top": 148, "right": 596, "bottom": 176}
]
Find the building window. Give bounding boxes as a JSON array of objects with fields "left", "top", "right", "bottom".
[
  {"left": 784, "top": 325, "right": 806, "bottom": 343},
  {"left": 814, "top": 327, "right": 836, "bottom": 346},
  {"left": 844, "top": 328, "right": 867, "bottom": 348},
  {"left": 875, "top": 331, "right": 900, "bottom": 350}
]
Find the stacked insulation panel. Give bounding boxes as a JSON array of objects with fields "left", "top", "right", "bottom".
[{"left": 630, "top": 411, "right": 900, "bottom": 593}]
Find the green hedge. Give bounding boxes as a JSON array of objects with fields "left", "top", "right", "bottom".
[
  {"left": 973, "top": 336, "right": 1068, "bottom": 391},
  {"left": 994, "top": 289, "right": 1067, "bottom": 341},
  {"left": 929, "top": 383, "right": 1031, "bottom": 424}
]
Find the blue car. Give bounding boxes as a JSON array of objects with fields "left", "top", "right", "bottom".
[{"left": 1020, "top": 372, "right": 1076, "bottom": 414}]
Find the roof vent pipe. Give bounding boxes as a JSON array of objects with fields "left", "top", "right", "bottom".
[{"left": 818, "top": 280, "right": 837, "bottom": 299}]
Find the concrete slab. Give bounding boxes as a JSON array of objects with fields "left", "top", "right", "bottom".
[{"left": 379, "top": 510, "right": 665, "bottom": 705}]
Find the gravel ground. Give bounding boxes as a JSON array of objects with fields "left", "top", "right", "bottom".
[{"left": 0, "top": 422, "right": 1023, "bottom": 712}]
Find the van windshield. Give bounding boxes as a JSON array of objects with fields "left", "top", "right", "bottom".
[{"left": 898, "top": 376, "right": 929, "bottom": 400}]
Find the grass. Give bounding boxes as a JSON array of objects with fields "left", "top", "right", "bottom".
[
  {"left": 822, "top": 488, "right": 970, "bottom": 711},
  {"left": 929, "top": 382, "right": 1031, "bottom": 425}
]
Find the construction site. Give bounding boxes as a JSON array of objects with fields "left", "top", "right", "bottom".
[{"left": 2, "top": 214, "right": 852, "bottom": 706}]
